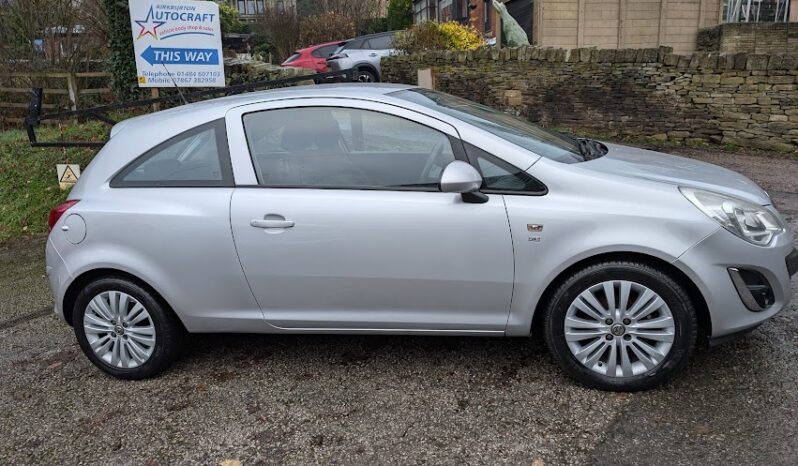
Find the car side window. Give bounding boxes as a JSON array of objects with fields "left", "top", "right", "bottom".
[
  {"left": 111, "top": 119, "right": 233, "bottom": 187},
  {"left": 366, "top": 35, "right": 393, "bottom": 50},
  {"left": 242, "top": 107, "right": 456, "bottom": 190},
  {"left": 342, "top": 39, "right": 363, "bottom": 50},
  {"left": 464, "top": 142, "right": 547, "bottom": 194},
  {"left": 311, "top": 45, "right": 337, "bottom": 58}
]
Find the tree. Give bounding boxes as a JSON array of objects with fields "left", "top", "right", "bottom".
[
  {"left": 103, "top": 0, "right": 138, "bottom": 99},
  {"left": 299, "top": 12, "right": 355, "bottom": 48},
  {"left": 307, "top": 0, "right": 387, "bottom": 35},
  {"left": 386, "top": 0, "right": 413, "bottom": 31},
  {"left": 0, "top": 0, "right": 107, "bottom": 72},
  {"left": 252, "top": 4, "right": 300, "bottom": 63}
]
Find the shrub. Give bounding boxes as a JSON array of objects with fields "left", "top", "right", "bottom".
[
  {"left": 394, "top": 21, "right": 485, "bottom": 54},
  {"left": 216, "top": 1, "right": 248, "bottom": 34}
]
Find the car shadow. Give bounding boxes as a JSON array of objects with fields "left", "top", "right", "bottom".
[{"left": 170, "top": 320, "right": 790, "bottom": 390}]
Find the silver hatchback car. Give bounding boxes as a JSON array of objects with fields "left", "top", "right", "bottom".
[{"left": 46, "top": 84, "right": 797, "bottom": 391}]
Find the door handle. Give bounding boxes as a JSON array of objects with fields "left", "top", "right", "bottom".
[
  {"left": 369, "top": 53, "right": 378, "bottom": 57},
  {"left": 250, "top": 219, "right": 295, "bottom": 229}
]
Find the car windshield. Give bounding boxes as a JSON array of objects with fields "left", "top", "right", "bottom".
[{"left": 391, "top": 89, "right": 585, "bottom": 163}]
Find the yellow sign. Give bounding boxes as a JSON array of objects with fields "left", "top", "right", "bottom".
[
  {"left": 138, "top": 76, "right": 147, "bottom": 84},
  {"left": 56, "top": 164, "right": 81, "bottom": 190}
]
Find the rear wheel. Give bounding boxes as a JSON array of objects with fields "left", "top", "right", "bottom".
[
  {"left": 73, "top": 277, "right": 182, "bottom": 379},
  {"left": 356, "top": 68, "right": 377, "bottom": 82},
  {"left": 543, "top": 261, "right": 697, "bottom": 391}
]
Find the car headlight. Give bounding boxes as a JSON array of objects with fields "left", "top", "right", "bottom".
[{"left": 680, "top": 187, "right": 784, "bottom": 246}]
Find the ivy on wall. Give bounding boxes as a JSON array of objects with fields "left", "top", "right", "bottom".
[{"left": 103, "top": 0, "right": 138, "bottom": 100}]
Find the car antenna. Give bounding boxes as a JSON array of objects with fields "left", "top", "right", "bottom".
[{"left": 160, "top": 62, "right": 189, "bottom": 106}]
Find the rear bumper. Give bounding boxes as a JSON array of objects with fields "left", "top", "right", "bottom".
[
  {"left": 45, "top": 237, "right": 72, "bottom": 323},
  {"left": 327, "top": 58, "right": 349, "bottom": 72},
  {"left": 674, "top": 228, "right": 794, "bottom": 339}
]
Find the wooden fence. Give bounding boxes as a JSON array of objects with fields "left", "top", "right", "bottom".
[{"left": 0, "top": 71, "right": 113, "bottom": 127}]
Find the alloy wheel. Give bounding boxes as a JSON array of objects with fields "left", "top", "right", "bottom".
[
  {"left": 564, "top": 280, "right": 675, "bottom": 378},
  {"left": 83, "top": 291, "right": 156, "bottom": 369}
]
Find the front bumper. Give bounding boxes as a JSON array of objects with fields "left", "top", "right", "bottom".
[
  {"left": 674, "top": 228, "right": 795, "bottom": 339},
  {"left": 787, "top": 248, "right": 798, "bottom": 277}
]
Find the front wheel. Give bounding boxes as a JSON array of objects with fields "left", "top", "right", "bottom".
[
  {"left": 73, "top": 277, "right": 182, "bottom": 379},
  {"left": 543, "top": 261, "right": 697, "bottom": 391}
]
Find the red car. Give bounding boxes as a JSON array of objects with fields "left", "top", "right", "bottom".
[{"left": 281, "top": 41, "right": 342, "bottom": 73}]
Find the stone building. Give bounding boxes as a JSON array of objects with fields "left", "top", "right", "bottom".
[
  {"left": 225, "top": 0, "right": 295, "bottom": 22},
  {"left": 412, "top": 0, "right": 796, "bottom": 53}
]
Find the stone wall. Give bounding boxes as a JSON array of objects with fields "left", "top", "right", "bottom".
[
  {"left": 381, "top": 47, "right": 798, "bottom": 152},
  {"left": 697, "top": 23, "right": 798, "bottom": 54}
]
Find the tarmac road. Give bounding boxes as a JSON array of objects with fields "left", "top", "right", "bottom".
[{"left": 0, "top": 146, "right": 796, "bottom": 465}]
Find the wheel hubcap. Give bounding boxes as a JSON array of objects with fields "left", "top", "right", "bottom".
[
  {"left": 83, "top": 291, "right": 156, "bottom": 369},
  {"left": 564, "top": 280, "right": 675, "bottom": 378}
]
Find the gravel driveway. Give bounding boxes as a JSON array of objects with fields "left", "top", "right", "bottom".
[{"left": 1, "top": 146, "right": 796, "bottom": 466}]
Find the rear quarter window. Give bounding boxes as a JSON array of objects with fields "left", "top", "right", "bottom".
[{"left": 110, "top": 119, "right": 233, "bottom": 188}]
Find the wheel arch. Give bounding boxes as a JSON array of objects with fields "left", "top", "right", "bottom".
[
  {"left": 529, "top": 251, "right": 711, "bottom": 338},
  {"left": 353, "top": 62, "right": 380, "bottom": 81},
  {"left": 62, "top": 267, "right": 187, "bottom": 332}
]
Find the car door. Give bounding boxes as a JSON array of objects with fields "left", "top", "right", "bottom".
[
  {"left": 363, "top": 35, "right": 394, "bottom": 71},
  {"left": 226, "top": 99, "right": 515, "bottom": 333}
]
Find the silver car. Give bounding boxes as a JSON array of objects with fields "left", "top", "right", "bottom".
[
  {"left": 46, "top": 84, "right": 797, "bottom": 391},
  {"left": 326, "top": 32, "right": 398, "bottom": 82}
]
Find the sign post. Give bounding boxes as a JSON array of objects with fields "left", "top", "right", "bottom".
[{"left": 129, "top": 0, "right": 225, "bottom": 88}]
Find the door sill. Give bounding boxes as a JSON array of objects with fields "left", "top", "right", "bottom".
[{"left": 268, "top": 327, "right": 506, "bottom": 336}]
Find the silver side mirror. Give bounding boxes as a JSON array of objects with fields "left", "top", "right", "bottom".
[
  {"left": 440, "top": 161, "right": 489, "bottom": 204},
  {"left": 440, "top": 161, "right": 482, "bottom": 193}
]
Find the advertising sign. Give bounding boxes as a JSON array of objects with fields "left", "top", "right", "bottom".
[{"left": 129, "top": 0, "right": 225, "bottom": 87}]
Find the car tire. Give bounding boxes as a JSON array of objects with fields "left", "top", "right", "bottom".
[
  {"left": 543, "top": 260, "right": 697, "bottom": 391},
  {"left": 356, "top": 69, "right": 377, "bottom": 83},
  {"left": 73, "top": 277, "right": 182, "bottom": 379}
]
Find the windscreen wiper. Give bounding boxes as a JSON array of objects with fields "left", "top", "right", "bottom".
[{"left": 577, "top": 138, "right": 607, "bottom": 161}]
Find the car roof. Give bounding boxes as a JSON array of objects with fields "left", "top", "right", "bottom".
[
  {"left": 110, "top": 83, "right": 415, "bottom": 138},
  {"left": 342, "top": 30, "right": 400, "bottom": 42},
  {"left": 337, "top": 30, "right": 400, "bottom": 46},
  {"left": 296, "top": 41, "right": 341, "bottom": 53}
]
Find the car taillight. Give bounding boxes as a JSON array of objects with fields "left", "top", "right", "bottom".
[{"left": 48, "top": 200, "right": 79, "bottom": 232}]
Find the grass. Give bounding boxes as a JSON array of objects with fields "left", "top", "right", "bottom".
[{"left": 0, "top": 121, "right": 110, "bottom": 242}]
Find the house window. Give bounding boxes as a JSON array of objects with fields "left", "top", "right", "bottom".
[
  {"left": 439, "top": 0, "right": 452, "bottom": 21},
  {"left": 413, "top": 0, "right": 439, "bottom": 23},
  {"left": 235, "top": 0, "right": 267, "bottom": 16},
  {"left": 484, "top": 0, "right": 492, "bottom": 32}
]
